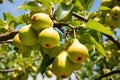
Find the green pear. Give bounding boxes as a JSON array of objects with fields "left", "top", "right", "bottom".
[
  {"left": 52, "top": 51, "right": 74, "bottom": 78},
  {"left": 19, "top": 24, "right": 38, "bottom": 46},
  {"left": 38, "top": 27, "right": 60, "bottom": 48},
  {"left": 30, "top": 13, "right": 53, "bottom": 31},
  {"left": 101, "top": 0, "right": 113, "bottom": 8},
  {"left": 45, "top": 69, "right": 53, "bottom": 78},
  {"left": 105, "top": 13, "right": 120, "bottom": 29},
  {"left": 13, "top": 33, "right": 31, "bottom": 56},
  {"left": 67, "top": 39, "right": 89, "bottom": 63},
  {"left": 111, "top": 6, "right": 120, "bottom": 19},
  {"left": 45, "top": 64, "right": 53, "bottom": 78}
]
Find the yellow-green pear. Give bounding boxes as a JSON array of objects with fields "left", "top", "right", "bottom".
[
  {"left": 45, "top": 64, "right": 53, "bottom": 78},
  {"left": 45, "top": 69, "right": 53, "bottom": 78},
  {"left": 67, "top": 39, "right": 89, "bottom": 63},
  {"left": 52, "top": 51, "right": 74, "bottom": 78},
  {"left": 105, "top": 13, "right": 120, "bottom": 29},
  {"left": 19, "top": 24, "right": 38, "bottom": 46},
  {"left": 38, "top": 27, "right": 60, "bottom": 48},
  {"left": 13, "top": 33, "right": 31, "bottom": 55},
  {"left": 30, "top": 13, "right": 53, "bottom": 31},
  {"left": 111, "top": 6, "right": 120, "bottom": 19}
]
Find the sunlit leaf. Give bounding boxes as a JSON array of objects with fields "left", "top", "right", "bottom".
[
  {"left": 99, "top": 6, "right": 111, "bottom": 10},
  {"left": 55, "top": 2, "right": 74, "bottom": 21},
  {"left": 81, "top": 33, "right": 106, "bottom": 56},
  {"left": 86, "top": 19, "right": 113, "bottom": 37}
]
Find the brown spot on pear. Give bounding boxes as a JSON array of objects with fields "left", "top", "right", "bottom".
[{"left": 30, "top": 13, "right": 53, "bottom": 31}]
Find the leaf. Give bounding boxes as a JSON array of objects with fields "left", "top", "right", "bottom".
[
  {"left": 86, "top": 19, "right": 113, "bottom": 37},
  {"left": 74, "top": 0, "right": 84, "bottom": 11},
  {"left": 40, "top": 54, "right": 51, "bottom": 74},
  {"left": 18, "top": 5, "right": 42, "bottom": 11},
  {"left": 81, "top": 33, "right": 106, "bottom": 56},
  {"left": 84, "top": 0, "right": 94, "bottom": 11},
  {"left": 55, "top": 2, "right": 74, "bottom": 21},
  {"left": 99, "top": 6, "right": 111, "bottom": 10},
  {"left": 54, "top": 0, "right": 63, "bottom": 4}
]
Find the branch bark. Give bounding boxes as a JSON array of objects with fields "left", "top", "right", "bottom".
[
  {"left": 95, "top": 70, "right": 120, "bottom": 80},
  {"left": 0, "top": 68, "right": 17, "bottom": 73},
  {"left": 0, "top": 30, "right": 18, "bottom": 42}
]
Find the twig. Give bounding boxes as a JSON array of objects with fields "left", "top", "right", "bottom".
[
  {"left": 0, "top": 30, "right": 19, "bottom": 42},
  {"left": 0, "top": 68, "right": 17, "bottom": 73},
  {"left": 95, "top": 70, "right": 120, "bottom": 80},
  {"left": 0, "top": 40, "right": 13, "bottom": 44},
  {"left": 72, "top": 12, "right": 88, "bottom": 22}
]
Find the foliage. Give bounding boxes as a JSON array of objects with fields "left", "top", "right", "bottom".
[{"left": 0, "top": 0, "right": 120, "bottom": 80}]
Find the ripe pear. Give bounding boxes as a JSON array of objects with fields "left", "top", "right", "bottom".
[
  {"left": 30, "top": 13, "right": 53, "bottom": 31},
  {"left": 105, "top": 13, "right": 120, "bottom": 28},
  {"left": 52, "top": 51, "right": 74, "bottom": 78},
  {"left": 111, "top": 6, "right": 120, "bottom": 19},
  {"left": 38, "top": 27, "right": 60, "bottom": 48},
  {"left": 13, "top": 33, "right": 31, "bottom": 55},
  {"left": 19, "top": 24, "right": 38, "bottom": 46},
  {"left": 67, "top": 39, "right": 89, "bottom": 63}
]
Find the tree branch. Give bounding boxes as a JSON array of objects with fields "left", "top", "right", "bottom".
[
  {"left": 0, "top": 68, "right": 17, "bottom": 73},
  {"left": 0, "top": 30, "right": 18, "bottom": 42},
  {"left": 95, "top": 70, "right": 120, "bottom": 80}
]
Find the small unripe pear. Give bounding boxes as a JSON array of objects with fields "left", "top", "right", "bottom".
[
  {"left": 52, "top": 51, "right": 74, "bottom": 78},
  {"left": 38, "top": 27, "right": 60, "bottom": 48},
  {"left": 67, "top": 39, "right": 89, "bottom": 63},
  {"left": 30, "top": 13, "right": 53, "bottom": 31},
  {"left": 19, "top": 24, "right": 38, "bottom": 46},
  {"left": 111, "top": 6, "right": 120, "bottom": 19},
  {"left": 105, "top": 13, "right": 120, "bottom": 28}
]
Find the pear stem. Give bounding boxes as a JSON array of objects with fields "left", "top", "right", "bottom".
[
  {"left": 73, "top": 28, "right": 76, "bottom": 39},
  {"left": 63, "top": 30, "right": 67, "bottom": 51}
]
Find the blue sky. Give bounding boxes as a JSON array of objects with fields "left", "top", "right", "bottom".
[{"left": 0, "top": 0, "right": 101, "bottom": 18}]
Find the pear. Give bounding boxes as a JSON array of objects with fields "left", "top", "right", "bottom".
[
  {"left": 45, "top": 69, "right": 53, "bottom": 78},
  {"left": 30, "top": 13, "right": 53, "bottom": 31},
  {"left": 45, "top": 64, "right": 53, "bottom": 78},
  {"left": 13, "top": 33, "right": 31, "bottom": 56},
  {"left": 52, "top": 51, "right": 74, "bottom": 78},
  {"left": 105, "top": 13, "right": 120, "bottom": 29},
  {"left": 67, "top": 39, "right": 89, "bottom": 63},
  {"left": 19, "top": 24, "right": 38, "bottom": 46},
  {"left": 38, "top": 27, "right": 60, "bottom": 48},
  {"left": 111, "top": 6, "right": 120, "bottom": 19}
]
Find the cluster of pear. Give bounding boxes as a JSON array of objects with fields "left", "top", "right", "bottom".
[
  {"left": 45, "top": 38, "right": 89, "bottom": 79},
  {"left": 13, "top": 13, "right": 60, "bottom": 56},
  {"left": 101, "top": 0, "right": 120, "bottom": 29}
]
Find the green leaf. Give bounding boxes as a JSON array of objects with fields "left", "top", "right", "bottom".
[
  {"left": 99, "top": 6, "right": 111, "bottom": 10},
  {"left": 74, "top": 0, "right": 84, "bottom": 11},
  {"left": 40, "top": 54, "right": 51, "bottom": 74},
  {"left": 55, "top": 2, "right": 74, "bottom": 21},
  {"left": 86, "top": 19, "right": 113, "bottom": 37},
  {"left": 82, "top": 33, "right": 106, "bottom": 56},
  {"left": 18, "top": 5, "right": 42, "bottom": 12},
  {"left": 54, "top": 0, "right": 63, "bottom": 4},
  {"left": 85, "top": 0, "right": 94, "bottom": 11}
]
